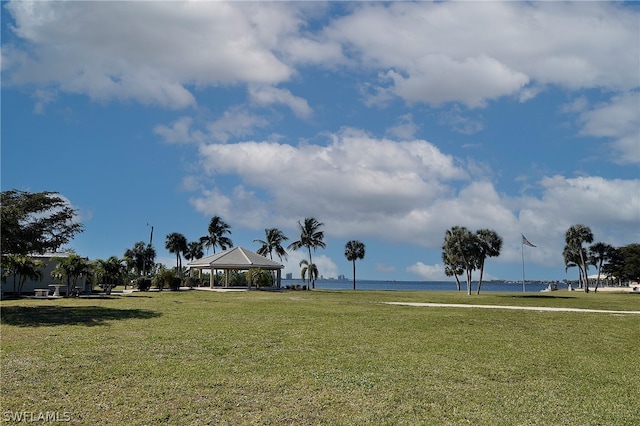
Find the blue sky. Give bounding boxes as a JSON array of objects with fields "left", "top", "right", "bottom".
[{"left": 2, "top": 1, "right": 639, "bottom": 282}]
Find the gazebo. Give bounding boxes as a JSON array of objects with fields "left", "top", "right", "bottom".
[{"left": 187, "top": 246, "right": 284, "bottom": 288}]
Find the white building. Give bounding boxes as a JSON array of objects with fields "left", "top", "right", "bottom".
[{"left": 1, "top": 253, "right": 89, "bottom": 296}]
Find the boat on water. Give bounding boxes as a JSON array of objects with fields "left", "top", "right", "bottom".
[{"left": 540, "top": 283, "right": 559, "bottom": 292}]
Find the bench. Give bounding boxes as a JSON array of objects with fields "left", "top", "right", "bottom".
[{"left": 34, "top": 289, "right": 49, "bottom": 298}]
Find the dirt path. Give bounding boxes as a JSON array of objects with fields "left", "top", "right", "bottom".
[{"left": 385, "top": 302, "right": 640, "bottom": 314}]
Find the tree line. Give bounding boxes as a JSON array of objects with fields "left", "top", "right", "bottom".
[
  {"left": 1, "top": 190, "right": 368, "bottom": 294},
  {"left": 562, "top": 224, "right": 640, "bottom": 292},
  {"left": 2, "top": 190, "right": 638, "bottom": 296}
]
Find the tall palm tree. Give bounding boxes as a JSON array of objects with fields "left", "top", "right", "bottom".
[
  {"left": 443, "top": 226, "right": 478, "bottom": 295},
  {"left": 344, "top": 240, "right": 365, "bottom": 290},
  {"left": 2, "top": 255, "right": 44, "bottom": 296},
  {"left": 254, "top": 228, "right": 289, "bottom": 261},
  {"left": 299, "top": 259, "right": 318, "bottom": 288},
  {"left": 563, "top": 244, "right": 585, "bottom": 285},
  {"left": 183, "top": 241, "right": 204, "bottom": 286},
  {"left": 589, "top": 242, "right": 614, "bottom": 292},
  {"left": 124, "top": 241, "right": 156, "bottom": 277},
  {"left": 288, "top": 218, "right": 326, "bottom": 289},
  {"left": 201, "top": 216, "right": 233, "bottom": 255},
  {"left": 165, "top": 232, "right": 188, "bottom": 276},
  {"left": 475, "top": 229, "right": 503, "bottom": 295},
  {"left": 565, "top": 224, "right": 594, "bottom": 293}
]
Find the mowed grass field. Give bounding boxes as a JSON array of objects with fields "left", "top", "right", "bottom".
[{"left": 1, "top": 290, "right": 639, "bottom": 425}]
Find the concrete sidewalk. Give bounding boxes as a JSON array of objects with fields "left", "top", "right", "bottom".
[{"left": 385, "top": 302, "right": 640, "bottom": 314}]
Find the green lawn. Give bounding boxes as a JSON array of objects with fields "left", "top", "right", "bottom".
[{"left": 1, "top": 290, "right": 639, "bottom": 425}]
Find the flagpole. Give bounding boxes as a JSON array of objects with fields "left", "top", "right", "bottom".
[{"left": 521, "top": 241, "right": 526, "bottom": 293}]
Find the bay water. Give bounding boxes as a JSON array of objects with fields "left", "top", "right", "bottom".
[{"left": 282, "top": 279, "right": 556, "bottom": 293}]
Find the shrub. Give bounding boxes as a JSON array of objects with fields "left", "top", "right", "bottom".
[
  {"left": 228, "top": 271, "right": 247, "bottom": 287},
  {"left": 246, "top": 269, "right": 274, "bottom": 288},
  {"left": 169, "top": 276, "right": 182, "bottom": 291},
  {"left": 184, "top": 276, "right": 199, "bottom": 288},
  {"left": 152, "top": 267, "right": 177, "bottom": 291},
  {"left": 136, "top": 278, "right": 152, "bottom": 291}
]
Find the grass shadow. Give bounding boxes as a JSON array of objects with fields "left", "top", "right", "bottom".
[{"left": 0, "top": 305, "right": 161, "bottom": 327}]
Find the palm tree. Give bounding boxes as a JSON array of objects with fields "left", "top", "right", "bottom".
[
  {"left": 2, "top": 255, "right": 44, "bottom": 296},
  {"left": 442, "top": 226, "right": 479, "bottom": 295},
  {"left": 95, "top": 256, "right": 126, "bottom": 288},
  {"left": 183, "top": 241, "right": 204, "bottom": 286},
  {"left": 344, "top": 240, "right": 365, "bottom": 290},
  {"left": 441, "top": 249, "right": 463, "bottom": 291},
  {"left": 565, "top": 224, "right": 594, "bottom": 293},
  {"left": 299, "top": 259, "right": 318, "bottom": 289},
  {"left": 201, "top": 216, "right": 233, "bottom": 255},
  {"left": 589, "top": 242, "right": 614, "bottom": 292},
  {"left": 184, "top": 241, "right": 204, "bottom": 263},
  {"left": 52, "top": 254, "right": 90, "bottom": 296},
  {"left": 475, "top": 229, "right": 503, "bottom": 295},
  {"left": 288, "top": 218, "right": 326, "bottom": 289},
  {"left": 165, "top": 232, "right": 188, "bottom": 276},
  {"left": 254, "top": 228, "right": 289, "bottom": 261},
  {"left": 563, "top": 244, "right": 586, "bottom": 286},
  {"left": 124, "top": 241, "right": 156, "bottom": 277}
]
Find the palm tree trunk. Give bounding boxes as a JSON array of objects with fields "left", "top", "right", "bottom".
[
  {"left": 476, "top": 260, "right": 485, "bottom": 295},
  {"left": 595, "top": 260, "right": 603, "bottom": 293},
  {"left": 579, "top": 251, "right": 589, "bottom": 293},
  {"left": 352, "top": 260, "right": 356, "bottom": 290},
  {"left": 307, "top": 247, "right": 313, "bottom": 290},
  {"left": 454, "top": 275, "right": 461, "bottom": 291},
  {"left": 466, "top": 268, "right": 472, "bottom": 296}
]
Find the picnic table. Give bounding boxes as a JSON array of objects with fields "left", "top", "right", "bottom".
[
  {"left": 49, "top": 284, "right": 64, "bottom": 297},
  {"left": 34, "top": 289, "right": 49, "bottom": 298}
]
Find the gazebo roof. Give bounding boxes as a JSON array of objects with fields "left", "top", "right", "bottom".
[{"left": 187, "top": 246, "right": 283, "bottom": 270}]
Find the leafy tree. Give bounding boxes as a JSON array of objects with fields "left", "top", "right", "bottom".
[
  {"left": 299, "top": 259, "right": 318, "bottom": 288},
  {"left": 254, "top": 228, "right": 289, "bottom": 261},
  {"left": 165, "top": 232, "right": 188, "bottom": 276},
  {"left": 288, "top": 218, "right": 326, "bottom": 289},
  {"left": 475, "top": 229, "right": 503, "bottom": 295},
  {"left": 1, "top": 190, "right": 84, "bottom": 256},
  {"left": 201, "top": 216, "right": 233, "bottom": 255},
  {"left": 51, "top": 254, "right": 90, "bottom": 296},
  {"left": 124, "top": 242, "right": 156, "bottom": 277},
  {"left": 1, "top": 255, "right": 44, "bottom": 296},
  {"left": 619, "top": 244, "right": 640, "bottom": 282},
  {"left": 344, "top": 240, "right": 365, "bottom": 290},
  {"left": 564, "top": 224, "right": 594, "bottom": 293},
  {"left": 588, "top": 242, "right": 614, "bottom": 292},
  {"left": 604, "top": 244, "right": 640, "bottom": 284}
]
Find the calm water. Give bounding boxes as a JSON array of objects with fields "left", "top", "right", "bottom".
[{"left": 282, "top": 279, "right": 555, "bottom": 293}]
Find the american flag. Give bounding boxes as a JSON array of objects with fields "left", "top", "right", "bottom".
[{"left": 521, "top": 234, "right": 536, "bottom": 247}]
